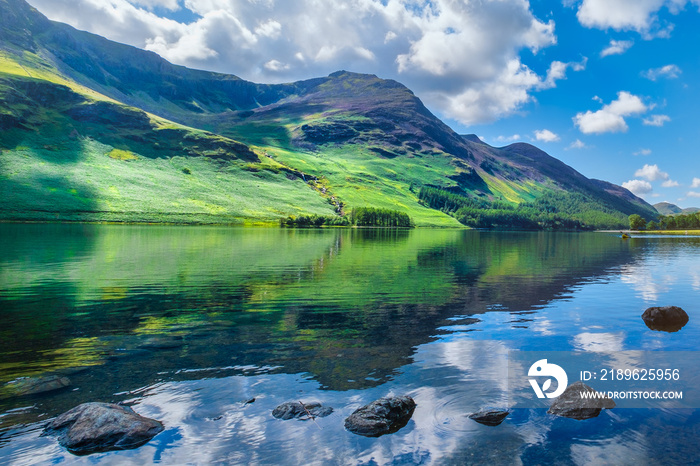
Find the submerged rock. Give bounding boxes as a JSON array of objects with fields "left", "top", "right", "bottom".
[
  {"left": 272, "top": 401, "right": 333, "bottom": 420},
  {"left": 43, "top": 402, "right": 164, "bottom": 455},
  {"left": 641, "top": 306, "right": 689, "bottom": 332},
  {"left": 547, "top": 381, "right": 615, "bottom": 420},
  {"left": 468, "top": 409, "right": 509, "bottom": 426},
  {"left": 136, "top": 335, "right": 185, "bottom": 350},
  {"left": 2, "top": 375, "right": 71, "bottom": 398},
  {"left": 344, "top": 396, "right": 416, "bottom": 437}
]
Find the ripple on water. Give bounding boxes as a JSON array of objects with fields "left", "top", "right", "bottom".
[{"left": 424, "top": 385, "right": 487, "bottom": 435}]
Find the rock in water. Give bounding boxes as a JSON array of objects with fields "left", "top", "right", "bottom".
[
  {"left": 272, "top": 401, "right": 333, "bottom": 420},
  {"left": 468, "top": 409, "right": 509, "bottom": 426},
  {"left": 344, "top": 396, "right": 416, "bottom": 437},
  {"left": 43, "top": 402, "right": 163, "bottom": 455},
  {"left": 547, "top": 381, "right": 615, "bottom": 420},
  {"left": 641, "top": 306, "right": 689, "bottom": 332},
  {"left": 2, "top": 375, "right": 71, "bottom": 397}
]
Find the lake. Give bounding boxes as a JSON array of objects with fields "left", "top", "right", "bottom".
[{"left": 1, "top": 224, "right": 699, "bottom": 465}]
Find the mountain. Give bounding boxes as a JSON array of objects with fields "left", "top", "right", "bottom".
[
  {"left": 0, "top": 0, "right": 657, "bottom": 227},
  {"left": 654, "top": 202, "right": 700, "bottom": 215},
  {"left": 654, "top": 202, "right": 683, "bottom": 215}
]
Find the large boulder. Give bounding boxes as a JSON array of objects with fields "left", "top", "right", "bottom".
[
  {"left": 43, "top": 402, "right": 163, "bottom": 455},
  {"left": 641, "top": 306, "right": 689, "bottom": 332},
  {"left": 547, "top": 381, "right": 615, "bottom": 420},
  {"left": 272, "top": 401, "right": 333, "bottom": 420},
  {"left": 468, "top": 409, "right": 509, "bottom": 426},
  {"left": 344, "top": 396, "right": 416, "bottom": 437}
]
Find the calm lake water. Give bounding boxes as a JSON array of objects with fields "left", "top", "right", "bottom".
[{"left": 1, "top": 224, "right": 700, "bottom": 465}]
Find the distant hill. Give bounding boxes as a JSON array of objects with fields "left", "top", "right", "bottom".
[
  {"left": 654, "top": 202, "right": 683, "bottom": 215},
  {"left": 654, "top": 202, "right": 700, "bottom": 216},
  {"left": 0, "top": 0, "right": 657, "bottom": 227}
]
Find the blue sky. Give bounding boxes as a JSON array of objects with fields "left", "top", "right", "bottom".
[{"left": 25, "top": 0, "right": 700, "bottom": 207}]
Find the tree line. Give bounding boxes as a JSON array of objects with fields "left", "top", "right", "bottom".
[
  {"left": 630, "top": 212, "right": 700, "bottom": 230},
  {"left": 281, "top": 207, "right": 414, "bottom": 228},
  {"left": 418, "top": 186, "right": 630, "bottom": 230}
]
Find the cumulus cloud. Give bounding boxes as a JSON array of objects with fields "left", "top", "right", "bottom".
[
  {"left": 687, "top": 191, "right": 700, "bottom": 198},
  {"left": 263, "top": 59, "right": 289, "bottom": 72},
  {"left": 643, "top": 114, "right": 671, "bottom": 126},
  {"left": 662, "top": 179, "right": 680, "bottom": 187},
  {"left": 575, "top": 0, "right": 697, "bottom": 37},
  {"left": 634, "top": 148, "right": 652, "bottom": 156},
  {"left": 635, "top": 164, "right": 669, "bottom": 181},
  {"left": 573, "top": 91, "right": 648, "bottom": 134},
  {"left": 494, "top": 134, "right": 521, "bottom": 143},
  {"left": 539, "top": 57, "right": 588, "bottom": 89},
  {"left": 567, "top": 139, "right": 587, "bottom": 149},
  {"left": 692, "top": 177, "right": 700, "bottom": 188},
  {"left": 26, "top": 0, "right": 189, "bottom": 54},
  {"left": 600, "top": 39, "right": 634, "bottom": 57},
  {"left": 643, "top": 64, "right": 682, "bottom": 80},
  {"left": 623, "top": 179, "right": 653, "bottom": 195},
  {"left": 24, "top": 0, "right": 582, "bottom": 126},
  {"left": 534, "top": 129, "right": 560, "bottom": 142}
]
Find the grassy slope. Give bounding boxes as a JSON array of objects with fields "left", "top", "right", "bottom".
[
  {"left": 0, "top": 50, "right": 462, "bottom": 226},
  {"left": 0, "top": 51, "right": 338, "bottom": 224}
]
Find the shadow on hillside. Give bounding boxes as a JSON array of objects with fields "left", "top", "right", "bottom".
[{"left": 0, "top": 168, "right": 100, "bottom": 220}]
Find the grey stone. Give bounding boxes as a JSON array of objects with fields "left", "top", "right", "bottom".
[
  {"left": 43, "top": 402, "right": 163, "bottom": 455},
  {"left": 468, "top": 409, "right": 509, "bottom": 426},
  {"left": 344, "top": 396, "right": 416, "bottom": 437},
  {"left": 548, "top": 381, "right": 615, "bottom": 420},
  {"left": 272, "top": 401, "right": 333, "bottom": 420}
]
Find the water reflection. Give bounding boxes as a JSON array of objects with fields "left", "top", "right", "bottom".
[
  {"left": 1, "top": 225, "right": 700, "bottom": 463},
  {"left": 0, "top": 227, "right": 640, "bottom": 393}
]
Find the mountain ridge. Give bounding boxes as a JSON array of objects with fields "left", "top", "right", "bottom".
[
  {"left": 654, "top": 202, "right": 700, "bottom": 215},
  {"left": 0, "top": 0, "right": 656, "bottom": 227}
]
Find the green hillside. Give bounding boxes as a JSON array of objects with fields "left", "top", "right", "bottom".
[
  {"left": 654, "top": 202, "right": 700, "bottom": 216},
  {"left": 0, "top": 0, "right": 657, "bottom": 228}
]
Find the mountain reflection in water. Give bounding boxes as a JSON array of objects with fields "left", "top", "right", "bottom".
[{"left": 1, "top": 225, "right": 699, "bottom": 464}]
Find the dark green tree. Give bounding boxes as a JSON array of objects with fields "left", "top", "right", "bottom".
[{"left": 629, "top": 214, "right": 646, "bottom": 230}]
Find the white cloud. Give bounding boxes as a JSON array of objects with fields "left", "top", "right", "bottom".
[
  {"left": 24, "top": 0, "right": 578, "bottom": 126},
  {"left": 254, "top": 20, "right": 282, "bottom": 39},
  {"left": 494, "top": 134, "right": 521, "bottom": 143},
  {"left": 635, "top": 163, "right": 669, "bottom": 181},
  {"left": 26, "top": 0, "right": 191, "bottom": 57},
  {"left": 643, "top": 64, "right": 682, "bottom": 80},
  {"left": 539, "top": 57, "right": 588, "bottom": 89},
  {"left": 576, "top": 0, "right": 696, "bottom": 37},
  {"left": 573, "top": 91, "right": 648, "bottom": 134},
  {"left": 567, "top": 139, "right": 587, "bottom": 149},
  {"left": 534, "top": 129, "right": 560, "bottom": 142},
  {"left": 692, "top": 177, "right": 700, "bottom": 188},
  {"left": 643, "top": 114, "right": 671, "bottom": 126},
  {"left": 600, "top": 39, "right": 634, "bottom": 57},
  {"left": 263, "top": 59, "right": 289, "bottom": 72},
  {"left": 662, "top": 179, "right": 680, "bottom": 187},
  {"left": 688, "top": 191, "right": 700, "bottom": 198},
  {"left": 623, "top": 179, "right": 653, "bottom": 195},
  {"left": 634, "top": 148, "right": 652, "bottom": 156}
]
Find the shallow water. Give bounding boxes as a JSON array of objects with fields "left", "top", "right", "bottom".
[{"left": 1, "top": 225, "right": 699, "bottom": 464}]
